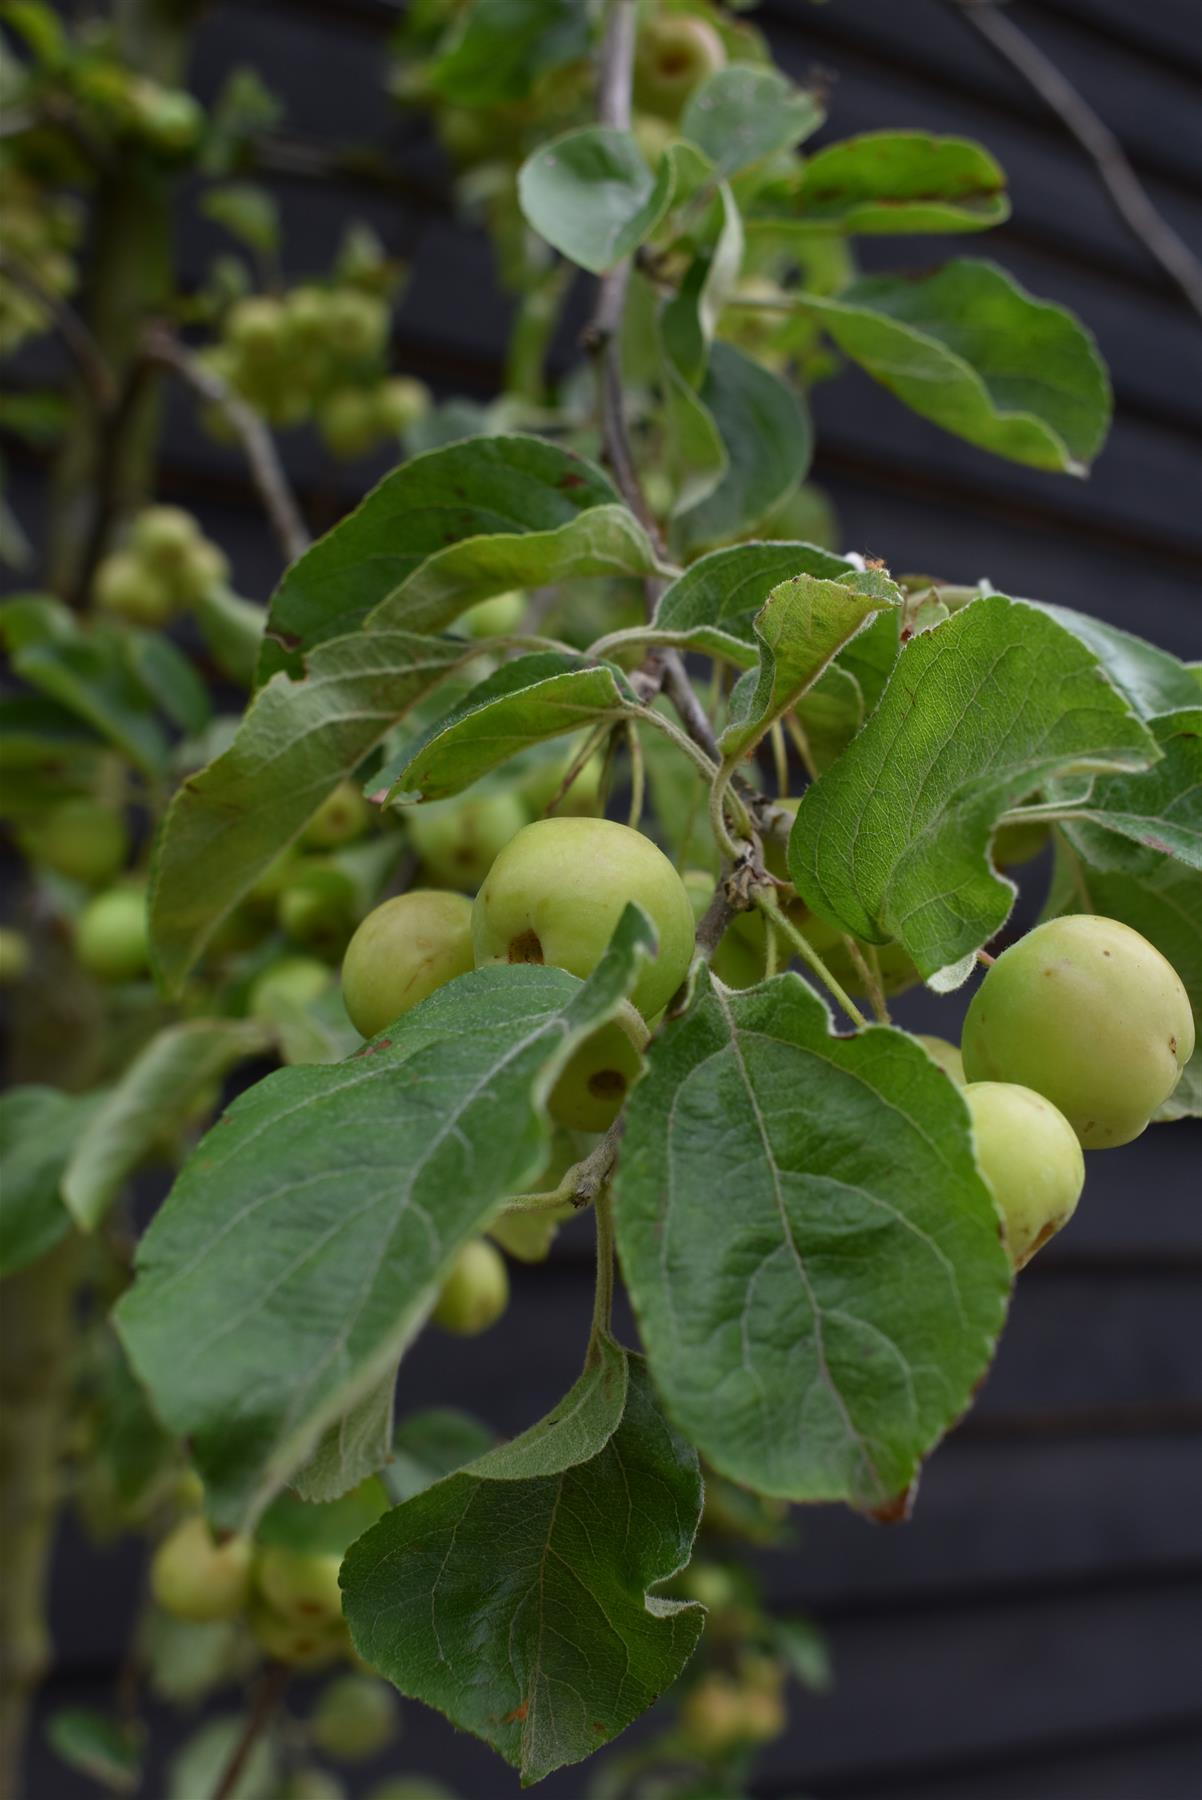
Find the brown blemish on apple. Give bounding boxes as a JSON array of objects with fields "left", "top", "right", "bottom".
[
  {"left": 588, "top": 1070, "right": 627, "bottom": 1100},
  {"left": 508, "top": 930, "right": 543, "bottom": 964}
]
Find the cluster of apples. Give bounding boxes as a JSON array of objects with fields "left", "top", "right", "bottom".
[
  {"left": 202, "top": 282, "right": 430, "bottom": 457},
  {"left": 92, "top": 504, "right": 229, "bottom": 629},
  {"left": 14, "top": 794, "right": 149, "bottom": 983}
]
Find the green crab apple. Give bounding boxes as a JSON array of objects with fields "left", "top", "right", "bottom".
[
  {"left": 75, "top": 885, "right": 149, "bottom": 982},
  {"left": 963, "top": 1081, "right": 1085, "bottom": 1268},
  {"left": 150, "top": 1516, "right": 253, "bottom": 1622},
  {"left": 516, "top": 739, "right": 604, "bottom": 817},
  {"left": 374, "top": 374, "right": 431, "bottom": 436},
  {"left": 0, "top": 927, "right": 29, "bottom": 984},
  {"left": 431, "top": 1238, "right": 510, "bottom": 1335},
  {"left": 302, "top": 780, "right": 371, "bottom": 849},
  {"left": 678, "top": 1669, "right": 786, "bottom": 1757},
  {"left": 548, "top": 1001, "right": 648, "bottom": 1132},
  {"left": 917, "top": 1035, "right": 966, "bottom": 1083},
  {"left": 249, "top": 955, "right": 332, "bottom": 1022},
  {"left": 408, "top": 789, "right": 528, "bottom": 891},
  {"left": 634, "top": 12, "right": 726, "bottom": 118},
  {"left": 324, "top": 288, "right": 390, "bottom": 361},
  {"left": 276, "top": 863, "right": 358, "bottom": 956},
  {"left": 457, "top": 590, "right": 526, "bottom": 639},
  {"left": 473, "top": 817, "right": 695, "bottom": 1019},
  {"left": 21, "top": 796, "right": 128, "bottom": 887},
  {"left": 248, "top": 1596, "right": 346, "bottom": 1669},
  {"left": 340, "top": 890, "right": 474, "bottom": 1039},
  {"left": 256, "top": 1543, "right": 344, "bottom": 1625},
  {"left": 93, "top": 549, "right": 172, "bottom": 625},
  {"left": 310, "top": 1674, "right": 399, "bottom": 1762},
  {"left": 225, "top": 296, "right": 288, "bottom": 361},
  {"left": 318, "top": 387, "right": 381, "bottom": 460},
  {"left": 962, "top": 914, "right": 1195, "bottom": 1147}
]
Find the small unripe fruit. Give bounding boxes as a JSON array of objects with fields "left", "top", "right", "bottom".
[
  {"left": 310, "top": 1674, "right": 399, "bottom": 1762},
  {"left": 634, "top": 14, "right": 726, "bottom": 119},
  {"left": 249, "top": 1596, "right": 345, "bottom": 1669},
  {"left": 318, "top": 387, "right": 381, "bottom": 460},
  {"left": 679, "top": 1672, "right": 784, "bottom": 1756},
  {"left": 678, "top": 1562, "right": 741, "bottom": 1613},
  {"left": 632, "top": 112, "right": 677, "bottom": 168},
  {"left": 0, "top": 927, "right": 30, "bottom": 984},
  {"left": 129, "top": 504, "right": 201, "bottom": 571},
  {"left": 457, "top": 591, "right": 526, "bottom": 640},
  {"left": 256, "top": 1544, "right": 344, "bottom": 1625},
  {"left": 276, "top": 864, "right": 358, "bottom": 956},
  {"left": 916, "top": 1035, "right": 965, "bottom": 1083},
  {"left": 21, "top": 797, "right": 128, "bottom": 887},
  {"left": 963, "top": 1082, "right": 1084, "bottom": 1269},
  {"left": 226, "top": 297, "right": 288, "bottom": 361},
  {"left": 129, "top": 82, "right": 203, "bottom": 152},
  {"left": 962, "top": 915, "right": 1195, "bottom": 1147},
  {"left": 364, "top": 1782, "right": 456, "bottom": 1800},
  {"left": 408, "top": 790, "right": 528, "bottom": 892},
  {"left": 303, "top": 781, "right": 371, "bottom": 849},
  {"left": 93, "top": 549, "right": 173, "bottom": 626},
  {"left": 374, "top": 375, "right": 431, "bottom": 437},
  {"left": 324, "top": 289, "right": 390, "bottom": 361},
  {"left": 249, "top": 956, "right": 332, "bottom": 1022},
  {"left": 76, "top": 886, "right": 149, "bottom": 982},
  {"left": 341, "top": 891, "right": 474, "bottom": 1039},
  {"left": 278, "top": 1773, "right": 347, "bottom": 1800},
  {"left": 174, "top": 538, "right": 230, "bottom": 607},
  {"left": 548, "top": 1001, "right": 647, "bottom": 1132},
  {"left": 150, "top": 1516, "right": 253, "bottom": 1622},
  {"left": 473, "top": 817, "right": 695, "bottom": 1019},
  {"left": 431, "top": 1238, "right": 509, "bottom": 1336}
]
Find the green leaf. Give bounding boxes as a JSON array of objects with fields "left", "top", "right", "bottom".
[
  {"left": 116, "top": 908, "right": 657, "bottom": 1530},
  {"left": 793, "top": 663, "right": 865, "bottom": 774},
  {"left": 1036, "top": 604, "right": 1201, "bottom": 721},
  {"left": 517, "top": 128, "right": 701, "bottom": 275},
  {"left": 653, "top": 541, "right": 854, "bottom": 661},
  {"left": 429, "top": 0, "right": 593, "bottom": 107},
  {"left": 615, "top": 968, "right": 1011, "bottom": 1509},
  {"left": 62, "top": 1019, "right": 268, "bottom": 1233},
  {"left": 79, "top": 1331, "right": 176, "bottom": 1526},
  {"left": 1044, "top": 846, "right": 1201, "bottom": 1121},
  {"left": 256, "top": 1476, "right": 390, "bottom": 1556},
  {"left": 681, "top": 66, "right": 824, "bottom": 178},
  {"left": 776, "top": 131, "right": 1008, "bottom": 234},
  {"left": 800, "top": 260, "right": 1110, "bottom": 473},
  {"left": 660, "top": 183, "right": 745, "bottom": 389},
  {"left": 388, "top": 1407, "right": 497, "bottom": 1501},
  {"left": 720, "top": 570, "right": 900, "bottom": 759},
  {"left": 672, "top": 344, "right": 814, "bottom": 556},
  {"left": 291, "top": 1367, "right": 397, "bottom": 1504},
  {"left": 788, "top": 595, "right": 1159, "bottom": 983},
  {"left": 12, "top": 631, "right": 168, "bottom": 774},
  {"left": 379, "top": 652, "right": 634, "bottom": 804},
  {"left": 341, "top": 1348, "right": 703, "bottom": 1785},
  {"left": 45, "top": 1709, "right": 140, "bottom": 1793},
  {"left": 195, "top": 586, "right": 265, "bottom": 688},
  {"left": 149, "top": 631, "right": 465, "bottom": 993},
  {"left": 0, "top": 1087, "right": 100, "bottom": 1279},
  {"left": 259, "top": 436, "right": 660, "bottom": 680},
  {"left": 200, "top": 182, "right": 280, "bottom": 256},
  {"left": 1052, "top": 708, "right": 1202, "bottom": 874},
  {"left": 773, "top": 1616, "right": 833, "bottom": 1693},
  {"left": 124, "top": 630, "right": 212, "bottom": 736}
]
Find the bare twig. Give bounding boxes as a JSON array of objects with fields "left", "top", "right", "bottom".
[
  {"left": 953, "top": 0, "right": 1202, "bottom": 319},
  {"left": 211, "top": 1662, "right": 288, "bottom": 1800},
  {"left": 0, "top": 252, "right": 117, "bottom": 409},
  {"left": 144, "top": 325, "right": 310, "bottom": 564}
]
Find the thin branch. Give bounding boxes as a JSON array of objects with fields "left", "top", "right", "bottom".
[
  {"left": 211, "top": 1662, "right": 288, "bottom": 1800},
  {"left": 953, "top": 0, "right": 1202, "bottom": 319},
  {"left": 144, "top": 325, "right": 310, "bottom": 565},
  {"left": 694, "top": 881, "right": 737, "bottom": 961},
  {"left": 0, "top": 253, "right": 117, "bottom": 409}
]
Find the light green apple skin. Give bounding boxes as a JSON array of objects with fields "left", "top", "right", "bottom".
[
  {"left": 248, "top": 1595, "right": 346, "bottom": 1669},
  {"left": 150, "top": 1515, "right": 253, "bottom": 1622},
  {"left": 431, "top": 1238, "right": 510, "bottom": 1336},
  {"left": 457, "top": 590, "right": 526, "bottom": 639},
  {"left": 634, "top": 14, "right": 727, "bottom": 118},
  {"left": 962, "top": 914, "right": 1195, "bottom": 1148},
  {"left": 302, "top": 780, "right": 371, "bottom": 848},
  {"left": 340, "top": 890, "right": 474, "bottom": 1039},
  {"left": 249, "top": 955, "right": 331, "bottom": 1022},
  {"left": 548, "top": 1000, "right": 648, "bottom": 1132},
  {"left": 22, "top": 797, "right": 128, "bottom": 887},
  {"left": 963, "top": 1081, "right": 1085, "bottom": 1269},
  {"left": 916, "top": 1035, "right": 966, "bottom": 1084},
  {"left": 408, "top": 789, "right": 529, "bottom": 891},
  {"left": 75, "top": 886, "right": 149, "bottom": 982},
  {"left": 473, "top": 817, "right": 695, "bottom": 1019},
  {"left": 255, "top": 1544, "right": 344, "bottom": 1625},
  {"left": 310, "top": 1674, "right": 399, "bottom": 1762}
]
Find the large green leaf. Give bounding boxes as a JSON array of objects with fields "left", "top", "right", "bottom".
[
  {"left": 388, "top": 1408, "right": 497, "bottom": 1501},
  {"left": 429, "top": 0, "right": 593, "bottom": 107},
  {"left": 672, "top": 344, "right": 813, "bottom": 555},
  {"left": 259, "top": 437, "right": 660, "bottom": 680},
  {"left": 1053, "top": 708, "right": 1202, "bottom": 873},
  {"left": 801, "top": 260, "right": 1110, "bottom": 472},
  {"left": 788, "top": 596, "right": 1159, "bottom": 982},
  {"left": 379, "top": 652, "right": 634, "bottom": 804},
  {"left": 62, "top": 1020, "right": 268, "bottom": 1233},
  {"left": 682, "top": 65, "right": 824, "bottom": 178},
  {"left": 517, "top": 128, "right": 706, "bottom": 274},
  {"left": 116, "top": 910, "right": 656, "bottom": 1529},
  {"left": 652, "top": 541, "right": 853, "bottom": 661},
  {"left": 766, "top": 131, "right": 1009, "bottom": 235},
  {"left": 0, "top": 1086, "right": 100, "bottom": 1279},
  {"left": 720, "top": 569, "right": 900, "bottom": 759},
  {"left": 1036, "top": 604, "right": 1201, "bottom": 721},
  {"left": 341, "top": 1346, "right": 703, "bottom": 1784},
  {"left": 149, "top": 632, "right": 465, "bottom": 994},
  {"left": 616, "top": 969, "right": 1010, "bottom": 1509}
]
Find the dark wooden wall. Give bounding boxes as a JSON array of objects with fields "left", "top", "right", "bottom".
[{"left": 10, "top": 2, "right": 1202, "bottom": 1796}]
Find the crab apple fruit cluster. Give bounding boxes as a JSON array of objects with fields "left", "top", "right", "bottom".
[
  {"left": 634, "top": 11, "right": 726, "bottom": 119},
  {"left": 93, "top": 505, "right": 228, "bottom": 626}
]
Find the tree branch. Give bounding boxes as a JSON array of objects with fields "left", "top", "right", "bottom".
[
  {"left": 953, "top": 0, "right": 1202, "bottom": 319},
  {"left": 211, "top": 1661, "right": 288, "bottom": 1800},
  {"left": 144, "top": 325, "right": 311, "bottom": 566},
  {"left": 0, "top": 253, "right": 117, "bottom": 410}
]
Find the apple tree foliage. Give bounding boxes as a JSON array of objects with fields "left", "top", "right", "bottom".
[{"left": 1, "top": 1, "right": 1198, "bottom": 1796}]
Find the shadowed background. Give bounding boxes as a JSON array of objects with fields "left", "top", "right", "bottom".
[{"left": 4, "top": 1, "right": 1201, "bottom": 1795}]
